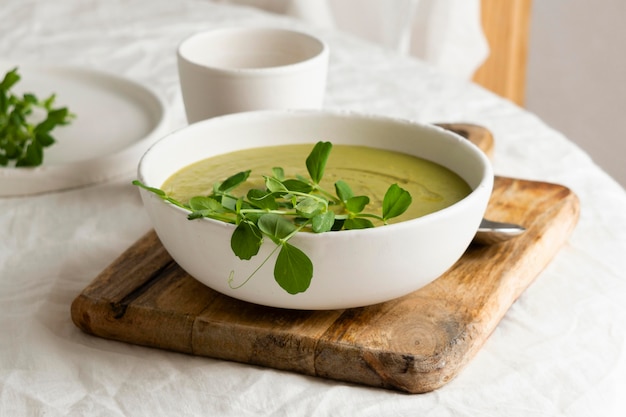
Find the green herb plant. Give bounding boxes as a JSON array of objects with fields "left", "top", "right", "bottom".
[
  {"left": 0, "top": 67, "right": 74, "bottom": 167},
  {"left": 134, "top": 141, "right": 412, "bottom": 295}
]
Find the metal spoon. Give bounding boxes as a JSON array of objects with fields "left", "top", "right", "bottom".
[{"left": 473, "top": 218, "right": 526, "bottom": 245}]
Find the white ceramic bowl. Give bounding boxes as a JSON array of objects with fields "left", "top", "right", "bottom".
[{"left": 137, "top": 110, "right": 493, "bottom": 310}]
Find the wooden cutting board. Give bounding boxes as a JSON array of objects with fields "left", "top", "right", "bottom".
[{"left": 71, "top": 124, "right": 579, "bottom": 394}]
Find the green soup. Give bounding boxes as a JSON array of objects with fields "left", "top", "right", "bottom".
[{"left": 162, "top": 144, "right": 471, "bottom": 224}]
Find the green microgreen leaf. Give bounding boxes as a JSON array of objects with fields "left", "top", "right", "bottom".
[
  {"left": 257, "top": 213, "right": 297, "bottom": 242},
  {"left": 35, "top": 131, "right": 55, "bottom": 147},
  {"left": 35, "top": 107, "right": 69, "bottom": 133},
  {"left": 330, "top": 218, "right": 345, "bottom": 231},
  {"left": 282, "top": 178, "right": 313, "bottom": 193},
  {"left": 231, "top": 221, "right": 263, "bottom": 260},
  {"left": 16, "top": 141, "right": 43, "bottom": 167},
  {"left": 247, "top": 188, "right": 279, "bottom": 210},
  {"left": 220, "top": 194, "right": 238, "bottom": 211},
  {"left": 382, "top": 184, "right": 412, "bottom": 220},
  {"left": 305, "top": 141, "right": 332, "bottom": 184},
  {"left": 345, "top": 195, "right": 370, "bottom": 214},
  {"left": 312, "top": 211, "right": 335, "bottom": 233},
  {"left": 0, "top": 68, "right": 74, "bottom": 167},
  {"left": 334, "top": 180, "right": 354, "bottom": 201},
  {"left": 0, "top": 68, "right": 20, "bottom": 90},
  {"left": 344, "top": 217, "right": 375, "bottom": 230},
  {"left": 272, "top": 167, "right": 285, "bottom": 180},
  {"left": 187, "top": 196, "right": 227, "bottom": 219},
  {"left": 295, "top": 196, "right": 325, "bottom": 219},
  {"left": 23, "top": 93, "right": 38, "bottom": 106},
  {"left": 188, "top": 196, "right": 218, "bottom": 211},
  {"left": 218, "top": 170, "right": 250, "bottom": 192},
  {"left": 274, "top": 242, "right": 313, "bottom": 294},
  {"left": 42, "top": 94, "right": 56, "bottom": 110},
  {"left": 265, "top": 175, "right": 288, "bottom": 194}
]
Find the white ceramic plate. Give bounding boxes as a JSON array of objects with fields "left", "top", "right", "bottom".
[{"left": 0, "top": 63, "right": 170, "bottom": 196}]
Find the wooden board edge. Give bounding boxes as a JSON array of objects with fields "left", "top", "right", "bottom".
[{"left": 435, "top": 122, "right": 495, "bottom": 158}]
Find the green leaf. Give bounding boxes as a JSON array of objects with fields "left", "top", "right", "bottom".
[
  {"left": 305, "top": 141, "right": 332, "bottom": 184},
  {"left": 231, "top": 221, "right": 263, "bottom": 260},
  {"left": 9, "top": 109, "right": 26, "bottom": 126},
  {"left": 0, "top": 68, "right": 74, "bottom": 167},
  {"left": 0, "top": 68, "right": 20, "bottom": 91},
  {"left": 35, "top": 107, "right": 69, "bottom": 133},
  {"left": 35, "top": 131, "right": 55, "bottom": 147},
  {"left": 257, "top": 213, "right": 297, "bottom": 241},
  {"left": 345, "top": 195, "right": 370, "bottom": 214},
  {"left": 344, "top": 217, "right": 375, "bottom": 230},
  {"left": 264, "top": 176, "right": 288, "bottom": 194},
  {"left": 274, "top": 242, "right": 313, "bottom": 294},
  {"left": 282, "top": 178, "right": 313, "bottom": 193},
  {"left": 382, "top": 183, "right": 412, "bottom": 220},
  {"left": 295, "top": 196, "right": 325, "bottom": 218},
  {"left": 23, "top": 93, "right": 38, "bottom": 105},
  {"left": 272, "top": 167, "right": 285, "bottom": 180},
  {"left": 334, "top": 180, "right": 354, "bottom": 201},
  {"left": 247, "top": 188, "right": 278, "bottom": 210},
  {"left": 312, "top": 211, "right": 335, "bottom": 233},
  {"left": 0, "top": 91, "right": 8, "bottom": 113},
  {"left": 330, "top": 218, "right": 345, "bottom": 231},
  {"left": 218, "top": 170, "right": 250, "bottom": 192},
  {"left": 2, "top": 139, "right": 17, "bottom": 158},
  {"left": 42, "top": 94, "right": 56, "bottom": 110},
  {"left": 220, "top": 194, "right": 238, "bottom": 211},
  {"left": 250, "top": 212, "right": 269, "bottom": 223},
  {"left": 16, "top": 141, "right": 43, "bottom": 167},
  {"left": 189, "top": 196, "right": 224, "bottom": 213}
]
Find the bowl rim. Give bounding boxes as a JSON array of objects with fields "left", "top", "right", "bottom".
[{"left": 137, "top": 109, "right": 494, "bottom": 238}]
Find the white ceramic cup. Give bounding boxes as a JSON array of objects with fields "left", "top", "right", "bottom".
[{"left": 177, "top": 27, "right": 329, "bottom": 123}]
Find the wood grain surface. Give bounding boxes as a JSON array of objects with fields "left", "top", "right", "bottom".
[{"left": 71, "top": 124, "right": 579, "bottom": 393}]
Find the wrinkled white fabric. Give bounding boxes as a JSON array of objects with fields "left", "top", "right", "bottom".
[
  {"left": 1, "top": 1, "right": 626, "bottom": 416},
  {"left": 213, "top": 0, "right": 489, "bottom": 79}
]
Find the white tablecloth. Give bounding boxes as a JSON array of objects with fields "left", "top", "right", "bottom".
[{"left": 2, "top": 1, "right": 626, "bottom": 416}]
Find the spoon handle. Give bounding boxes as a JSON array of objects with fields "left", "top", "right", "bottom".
[{"left": 473, "top": 218, "right": 526, "bottom": 245}]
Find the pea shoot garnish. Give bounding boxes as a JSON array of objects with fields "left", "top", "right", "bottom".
[
  {"left": 0, "top": 67, "right": 74, "bottom": 167},
  {"left": 134, "top": 141, "right": 412, "bottom": 295}
]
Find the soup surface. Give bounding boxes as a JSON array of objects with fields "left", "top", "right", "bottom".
[{"left": 162, "top": 144, "right": 471, "bottom": 224}]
